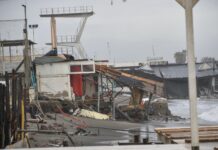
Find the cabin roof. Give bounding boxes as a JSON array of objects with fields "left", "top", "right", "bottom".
[{"left": 0, "top": 39, "right": 36, "bottom": 47}]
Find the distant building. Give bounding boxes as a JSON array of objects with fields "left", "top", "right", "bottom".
[
  {"left": 174, "top": 50, "right": 186, "bottom": 64},
  {"left": 116, "top": 62, "right": 218, "bottom": 99},
  {"left": 151, "top": 62, "right": 218, "bottom": 99}
]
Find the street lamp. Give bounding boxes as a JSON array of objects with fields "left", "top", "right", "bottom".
[
  {"left": 29, "top": 24, "right": 38, "bottom": 58},
  {"left": 29, "top": 24, "right": 38, "bottom": 41}
]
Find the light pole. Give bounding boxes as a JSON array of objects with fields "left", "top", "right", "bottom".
[
  {"left": 176, "top": 0, "right": 199, "bottom": 150},
  {"left": 29, "top": 24, "right": 38, "bottom": 58},
  {"left": 22, "top": 4, "right": 31, "bottom": 89}
]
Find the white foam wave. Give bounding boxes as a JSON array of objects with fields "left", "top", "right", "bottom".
[{"left": 199, "top": 106, "right": 218, "bottom": 123}]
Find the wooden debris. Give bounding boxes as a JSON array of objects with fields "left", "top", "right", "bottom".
[{"left": 155, "top": 126, "right": 218, "bottom": 144}]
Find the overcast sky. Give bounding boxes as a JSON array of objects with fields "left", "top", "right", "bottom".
[{"left": 0, "top": 0, "right": 217, "bottom": 63}]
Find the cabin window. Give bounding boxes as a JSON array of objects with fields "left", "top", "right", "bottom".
[
  {"left": 69, "top": 61, "right": 95, "bottom": 74},
  {"left": 70, "top": 65, "right": 81, "bottom": 72},
  {"left": 83, "top": 65, "right": 94, "bottom": 72}
]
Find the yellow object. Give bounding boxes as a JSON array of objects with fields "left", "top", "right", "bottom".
[
  {"left": 78, "top": 109, "right": 109, "bottom": 120},
  {"left": 21, "top": 98, "right": 25, "bottom": 141}
]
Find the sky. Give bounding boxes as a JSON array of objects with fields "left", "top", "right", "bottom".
[{"left": 0, "top": 0, "right": 217, "bottom": 63}]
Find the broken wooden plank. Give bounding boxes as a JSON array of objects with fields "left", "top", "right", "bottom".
[
  {"left": 155, "top": 126, "right": 218, "bottom": 134},
  {"left": 155, "top": 126, "right": 218, "bottom": 144},
  {"left": 185, "top": 137, "right": 218, "bottom": 143}
]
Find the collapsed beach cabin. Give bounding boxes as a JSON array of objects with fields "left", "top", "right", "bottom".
[
  {"left": 34, "top": 54, "right": 95, "bottom": 100},
  {"left": 151, "top": 62, "right": 218, "bottom": 99},
  {"left": 117, "top": 62, "right": 218, "bottom": 99}
]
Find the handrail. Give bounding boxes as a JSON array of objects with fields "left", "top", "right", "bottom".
[
  {"left": 40, "top": 6, "right": 93, "bottom": 15},
  {"left": 57, "top": 35, "right": 76, "bottom": 43}
]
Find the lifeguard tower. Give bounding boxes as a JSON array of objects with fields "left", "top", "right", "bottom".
[{"left": 40, "top": 6, "right": 94, "bottom": 59}]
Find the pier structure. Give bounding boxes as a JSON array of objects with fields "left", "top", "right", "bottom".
[{"left": 40, "top": 6, "right": 94, "bottom": 59}]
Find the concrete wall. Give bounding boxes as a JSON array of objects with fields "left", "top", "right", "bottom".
[{"left": 36, "top": 62, "right": 71, "bottom": 100}]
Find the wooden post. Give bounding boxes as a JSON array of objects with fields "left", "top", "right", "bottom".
[
  {"left": 0, "top": 83, "right": 5, "bottom": 148},
  {"left": 5, "top": 72, "right": 11, "bottom": 145},
  {"left": 22, "top": 5, "right": 31, "bottom": 90}
]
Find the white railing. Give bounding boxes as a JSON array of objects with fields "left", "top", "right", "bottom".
[
  {"left": 57, "top": 35, "right": 76, "bottom": 43},
  {"left": 40, "top": 6, "right": 93, "bottom": 15}
]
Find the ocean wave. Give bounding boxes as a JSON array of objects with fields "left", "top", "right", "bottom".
[{"left": 199, "top": 106, "right": 218, "bottom": 123}]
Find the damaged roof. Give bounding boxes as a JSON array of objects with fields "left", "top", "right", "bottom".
[
  {"left": 151, "top": 63, "right": 218, "bottom": 79},
  {"left": 34, "top": 49, "right": 76, "bottom": 65},
  {"left": 115, "top": 76, "right": 145, "bottom": 90},
  {"left": 0, "top": 39, "right": 36, "bottom": 47},
  {"left": 115, "top": 62, "right": 218, "bottom": 80},
  {"left": 34, "top": 56, "right": 66, "bottom": 65}
]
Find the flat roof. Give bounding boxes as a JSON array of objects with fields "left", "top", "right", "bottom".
[{"left": 0, "top": 40, "right": 36, "bottom": 47}]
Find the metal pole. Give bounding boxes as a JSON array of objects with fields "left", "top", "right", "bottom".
[
  {"left": 9, "top": 46, "right": 12, "bottom": 62},
  {"left": 2, "top": 46, "right": 5, "bottom": 75},
  {"left": 112, "top": 82, "right": 115, "bottom": 120},
  {"left": 176, "top": 0, "right": 199, "bottom": 149},
  {"left": 0, "top": 43, "right": 5, "bottom": 75},
  {"left": 5, "top": 72, "right": 11, "bottom": 145},
  {"left": 113, "top": 95, "right": 115, "bottom": 120},
  {"left": 97, "top": 73, "right": 100, "bottom": 112},
  {"left": 32, "top": 28, "right": 35, "bottom": 58},
  {"left": 22, "top": 5, "right": 31, "bottom": 89},
  {"left": 100, "top": 73, "right": 103, "bottom": 98}
]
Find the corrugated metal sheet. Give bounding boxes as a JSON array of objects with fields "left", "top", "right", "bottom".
[
  {"left": 116, "top": 76, "right": 145, "bottom": 89},
  {"left": 151, "top": 63, "right": 218, "bottom": 79},
  {"left": 124, "top": 69, "right": 162, "bottom": 82}
]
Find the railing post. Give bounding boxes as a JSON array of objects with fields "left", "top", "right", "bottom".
[
  {"left": 11, "top": 69, "right": 17, "bottom": 141},
  {"left": 0, "top": 80, "right": 5, "bottom": 148},
  {"left": 5, "top": 72, "right": 11, "bottom": 146}
]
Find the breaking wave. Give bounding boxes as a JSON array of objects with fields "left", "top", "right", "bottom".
[
  {"left": 199, "top": 106, "right": 218, "bottom": 123},
  {"left": 168, "top": 99, "right": 218, "bottom": 123}
]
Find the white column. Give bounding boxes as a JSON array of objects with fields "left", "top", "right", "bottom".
[
  {"left": 51, "top": 17, "right": 57, "bottom": 50},
  {"left": 176, "top": 0, "right": 199, "bottom": 149}
]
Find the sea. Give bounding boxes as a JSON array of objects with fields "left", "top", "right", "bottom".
[
  {"left": 168, "top": 99, "right": 218, "bottom": 124},
  {"left": 139, "top": 98, "right": 218, "bottom": 148}
]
